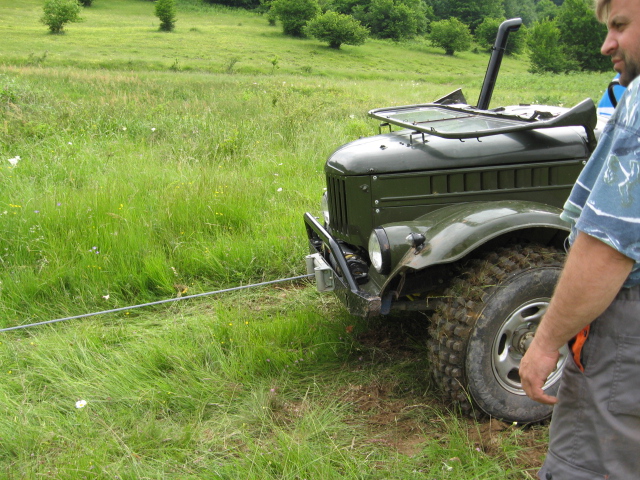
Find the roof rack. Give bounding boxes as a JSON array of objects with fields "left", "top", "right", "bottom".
[{"left": 369, "top": 98, "right": 597, "bottom": 148}]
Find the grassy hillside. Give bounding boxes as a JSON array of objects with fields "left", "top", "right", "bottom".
[{"left": 0, "top": 0, "right": 616, "bottom": 478}]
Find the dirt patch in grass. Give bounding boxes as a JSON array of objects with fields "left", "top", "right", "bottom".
[{"left": 341, "top": 315, "right": 549, "bottom": 470}]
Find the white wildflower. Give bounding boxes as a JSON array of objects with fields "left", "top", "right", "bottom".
[
  {"left": 75, "top": 400, "right": 87, "bottom": 409},
  {"left": 7, "top": 156, "right": 20, "bottom": 166},
  {"left": 277, "top": 187, "right": 283, "bottom": 192}
]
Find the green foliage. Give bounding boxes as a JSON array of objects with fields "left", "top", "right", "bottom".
[
  {"left": 502, "top": 0, "right": 536, "bottom": 25},
  {"left": 475, "top": 17, "right": 526, "bottom": 56},
  {"left": 329, "top": 0, "right": 363, "bottom": 15},
  {"left": 556, "top": 0, "right": 609, "bottom": 71},
  {"left": 353, "top": 0, "right": 429, "bottom": 41},
  {"left": 155, "top": 0, "right": 177, "bottom": 32},
  {"left": 536, "top": 0, "right": 560, "bottom": 20},
  {"left": 40, "top": 0, "right": 82, "bottom": 34},
  {"left": 203, "top": 0, "right": 261, "bottom": 8},
  {"left": 429, "top": 17, "right": 472, "bottom": 56},
  {"left": 270, "top": 0, "right": 320, "bottom": 36},
  {"left": 474, "top": 17, "right": 500, "bottom": 52},
  {"left": 431, "top": 0, "right": 504, "bottom": 32},
  {"left": 527, "top": 18, "right": 575, "bottom": 74},
  {"left": 78, "top": 0, "right": 92, "bottom": 5},
  {"left": 305, "top": 11, "right": 368, "bottom": 48}
]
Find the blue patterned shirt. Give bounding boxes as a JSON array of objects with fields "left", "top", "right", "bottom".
[{"left": 561, "top": 76, "right": 640, "bottom": 287}]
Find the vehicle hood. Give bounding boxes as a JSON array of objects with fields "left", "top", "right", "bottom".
[{"left": 326, "top": 125, "right": 592, "bottom": 176}]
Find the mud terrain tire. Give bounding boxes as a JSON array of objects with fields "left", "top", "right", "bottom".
[{"left": 428, "top": 244, "right": 568, "bottom": 423}]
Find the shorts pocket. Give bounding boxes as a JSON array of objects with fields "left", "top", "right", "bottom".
[{"left": 608, "top": 334, "right": 640, "bottom": 416}]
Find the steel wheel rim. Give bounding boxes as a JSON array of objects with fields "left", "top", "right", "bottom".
[{"left": 491, "top": 298, "right": 569, "bottom": 395}]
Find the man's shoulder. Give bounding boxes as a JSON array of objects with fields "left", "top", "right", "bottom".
[{"left": 610, "top": 77, "right": 640, "bottom": 131}]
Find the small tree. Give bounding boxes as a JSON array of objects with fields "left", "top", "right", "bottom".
[
  {"left": 365, "top": 0, "right": 416, "bottom": 41},
  {"left": 270, "top": 0, "right": 320, "bottom": 36},
  {"left": 556, "top": 0, "right": 609, "bottom": 71},
  {"left": 353, "top": 0, "right": 429, "bottom": 41},
  {"left": 41, "top": 0, "right": 82, "bottom": 34},
  {"left": 429, "top": 18, "right": 472, "bottom": 56},
  {"left": 527, "top": 18, "right": 575, "bottom": 73},
  {"left": 155, "top": 0, "right": 177, "bottom": 32},
  {"left": 306, "top": 11, "right": 368, "bottom": 49}
]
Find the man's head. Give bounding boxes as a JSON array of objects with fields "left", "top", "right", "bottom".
[{"left": 598, "top": 0, "right": 640, "bottom": 86}]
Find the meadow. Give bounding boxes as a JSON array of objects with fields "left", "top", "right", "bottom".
[{"left": 0, "top": 0, "right": 614, "bottom": 478}]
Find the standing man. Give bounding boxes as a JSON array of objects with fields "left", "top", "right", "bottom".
[{"left": 520, "top": 0, "right": 640, "bottom": 478}]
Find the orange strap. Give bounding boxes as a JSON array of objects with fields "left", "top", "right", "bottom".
[{"left": 571, "top": 325, "right": 591, "bottom": 372}]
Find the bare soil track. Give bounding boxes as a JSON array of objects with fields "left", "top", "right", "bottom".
[{"left": 348, "top": 315, "right": 548, "bottom": 471}]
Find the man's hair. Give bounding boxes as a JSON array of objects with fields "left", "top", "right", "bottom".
[{"left": 595, "top": 0, "right": 611, "bottom": 22}]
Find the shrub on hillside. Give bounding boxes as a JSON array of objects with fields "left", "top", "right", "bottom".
[
  {"left": 155, "top": 0, "right": 177, "bottom": 32},
  {"left": 557, "top": 0, "right": 609, "bottom": 71},
  {"left": 352, "top": 0, "right": 430, "bottom": 41},
  {"left": 270, "top": 0, "right": 320, "bottom": 36},
  {"left": 203, "top": 0, "right": 261, "bottom": 8},
  {"left": 78, "top": 0, "right": 92, "bottom": 6},
  {"left": 41, "top": 0, "right": 82, "bottom": 34},
  {"left": 527, "top": 18, "right": 576, "bottom": 73},
  {"left": 305, "top": 11, "right": 368, "bottom": 49},
  {"left": 475, "top": 17, "right": 526, "bottom": 55},
  {"left": 429, "top": 18, "right": 472, "bottom": 56}
]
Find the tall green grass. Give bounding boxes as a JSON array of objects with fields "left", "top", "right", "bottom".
[
  {"left": 1, "top": 67, "right": 372, "bottom": 324},
  {"left": 0, "top": 289, "right": 547, "bottom": 478},
  {"left": 0, "top": 1, "right": 615, "bottom": 477},
  {"left": 0, "top": 64, "right": 612, "bottom": 325}
]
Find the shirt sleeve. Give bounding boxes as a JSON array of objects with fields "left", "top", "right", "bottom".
[{"left": 574, "top": 96, "right": 640, "bottom": 262}]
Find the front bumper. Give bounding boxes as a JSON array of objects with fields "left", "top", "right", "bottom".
[{"left": 303, "top": 212, "right": 381, "bottom": 317}]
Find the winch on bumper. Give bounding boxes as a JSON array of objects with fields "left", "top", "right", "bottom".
[{"left": 304, "top": 213, "right": 382, "bottom": 318}]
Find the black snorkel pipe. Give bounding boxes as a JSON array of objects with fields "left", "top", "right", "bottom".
[{"left": 476, "top": 18, "right": 522, "bottom": 110}]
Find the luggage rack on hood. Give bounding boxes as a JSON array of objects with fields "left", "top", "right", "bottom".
[{"left": 368, "top": 98, "right": 598, "bottom": 147}]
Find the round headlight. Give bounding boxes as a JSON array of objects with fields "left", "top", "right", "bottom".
[
  {"left": 321, "top": 191, "right": 330, "bottom": 225},
  {"left": 368, "top": 227, "right": 391, "bottom": 275}
]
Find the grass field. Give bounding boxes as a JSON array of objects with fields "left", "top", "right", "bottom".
[{"left": 0, "top": 0, "right": 616, "bottom": 478}]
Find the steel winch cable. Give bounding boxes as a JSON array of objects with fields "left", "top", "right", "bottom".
[{"left": 0, "top": 274, "right": 314, "bottom": 333}]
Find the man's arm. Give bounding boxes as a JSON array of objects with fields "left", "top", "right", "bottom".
[{"left": 520, "top": 231, "right": 634, "bottom": 404}]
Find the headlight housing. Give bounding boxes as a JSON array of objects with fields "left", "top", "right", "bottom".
[{"left": 368, "top": 227, "right": 391, "bottom": 275}]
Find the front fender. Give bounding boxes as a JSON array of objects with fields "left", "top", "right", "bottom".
[{"left": 377, "top": 200, "right": 569, "bottom": 291}]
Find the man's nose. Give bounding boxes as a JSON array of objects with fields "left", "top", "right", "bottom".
[{"left": 601, "top": 32, "right": 617, "bottom": 56}]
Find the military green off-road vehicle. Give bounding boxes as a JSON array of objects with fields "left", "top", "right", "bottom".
[{"left": 303, "top": 19, "right": 609, "bottom": 423}]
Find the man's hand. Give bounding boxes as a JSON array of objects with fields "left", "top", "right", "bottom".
[
  {"left": 519, "top": 232, "right": 634, "bottom": 405},
  {"left": 520, "top": 338, "right": 561, "bottom": 405}
]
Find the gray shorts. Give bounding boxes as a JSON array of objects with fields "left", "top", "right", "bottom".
[{"left": 539, "top": 285, "right": 640, "bottom": 480}]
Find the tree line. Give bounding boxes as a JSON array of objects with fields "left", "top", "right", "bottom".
[
  {"left": 41, "top": 0, "right": 610, "bottom": 74},
  {"left": 244, "top": 0, "right": 608, "bottom": 73}
]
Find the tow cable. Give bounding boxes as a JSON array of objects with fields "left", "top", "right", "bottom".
[{"left": 0, "top": 274, "right": 314, "bottom": 333}]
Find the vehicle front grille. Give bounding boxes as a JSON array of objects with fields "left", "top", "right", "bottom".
[{"left": 327, "top": 175, "right": 348, "bottom": 235}]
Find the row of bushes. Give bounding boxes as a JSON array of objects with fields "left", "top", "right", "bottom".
[
  {"left": 41, "top": 0, "right": 610, "bottom": 74},
  {"left": 41, "top": 0, "right": 177, "bottom": 33},
  {"left": 267, "top": 0, "right": 610, "bottom": 73}
]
